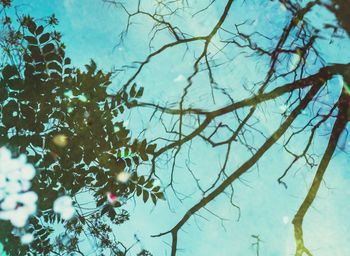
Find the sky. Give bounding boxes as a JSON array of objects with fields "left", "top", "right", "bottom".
[{"left": 2, "top": 0, "right": 350, "bottom": 255}]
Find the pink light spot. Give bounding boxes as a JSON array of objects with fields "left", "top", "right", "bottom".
[{"left": 107, "top": 192, "right": 118, "bottom": 204}]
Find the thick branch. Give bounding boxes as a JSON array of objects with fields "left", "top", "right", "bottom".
[
  {"left": 137, "top": 64, "right": 343, "bottom": 116},
  {"left": 292, "top": 90, "right": 350, "bottom": 256}
]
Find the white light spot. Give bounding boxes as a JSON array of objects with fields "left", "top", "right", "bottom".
[
  {"left": 53, "top": 196, "right": 75, "bottom": 220},
  {"left": 116, "top": 171, "right": 130, "bottom": 183},
  {"left": 20, "top": 233, "right": 34, "bottom": 245},
  {"left": 173, "top": 74, "right": 186, "bottom": 83},
  {"left": 279, "top": 105, "right": 288, "bottom": 113},
  {"left": 283, "top": 216, "right": 289, "bottom": 224}
]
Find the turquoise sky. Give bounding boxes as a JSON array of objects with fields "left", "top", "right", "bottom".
[{"left": 5, "top": 0, "right": 350, "bottom": 255}]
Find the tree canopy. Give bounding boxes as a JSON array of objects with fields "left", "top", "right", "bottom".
[{"left": 0, "top": 10, "right": 162, "bottom": 256}]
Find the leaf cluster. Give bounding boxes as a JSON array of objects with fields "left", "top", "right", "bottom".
[{"left": 0, "top": 20, "right": 161, "bottom": 255}]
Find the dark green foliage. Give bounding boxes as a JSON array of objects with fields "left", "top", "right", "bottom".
[{"left": 0, "top": 21, "right": 160, "bottom": 255}]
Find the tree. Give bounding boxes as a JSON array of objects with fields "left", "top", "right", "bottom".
[
  {"left": 1, "top": 0, "right": 350, "bottom": 255},
  {"left": 0, "top": 5, "right": 163, "bottom": 255},
  {"left": 99, "top": 0, "right": 350, "bottom": 255}
]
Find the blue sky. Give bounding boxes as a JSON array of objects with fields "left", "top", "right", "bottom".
[{"left": 4, "top": 0, "right": 350, "bottom": 255}]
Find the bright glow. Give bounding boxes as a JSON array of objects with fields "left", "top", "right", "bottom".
[
  {"left": 53, "top": 134, "right": 68, "bottom": 147},
  {"left": 53, "top": 196, "right": 75, "bottom": 220},
  {"left": 20, "top": 233, "right": 34, "bottom": 245},
  {"left": 173, "top": 74, "right": 186, "bottom": 83},
  {"left": 116, "top": 171, "right": 130, "bottom": 183},
  {"left": 283, "top": 216, "right": 289, "bottom": 224},
  {"left": 107, "top": 192, "right": 118, "bottom": 204},
  {"left": 0, "top": 148, "right": 37, "bottom": 228}
]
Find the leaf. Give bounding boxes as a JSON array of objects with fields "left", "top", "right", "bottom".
[
  {"left": 108, "top": 207, "right": 116, "bottom": 219},
  {"left": 3, "top": 100, "right": 18, "bottom": 117},
  {"left": 37, "top": 228, "right": 46, "bottom": 236},
  {"left": 143, "top": 190, "right": 149, "bottom": 203},
  {"left": 145, "top": 180, "right": 153, "bottom": 188},
  {"left": 43, "top": 43, "right": 55, "bottom": 54},
  {"left": 136, "top": 87, "right": 144, "bottom": 98},
  {"left": 151, "top": 194, "right": 157, "bottom": 205},
  {"left": 96, "top": 198, "right": 105, "bottom": 207},
  {"left": 146, "top": 144, "right": 157, "bottom": 154},
  {"left": 124, "top": 147, "right": 130, "bottom": 157},
  {"left": 50, "top": 71, "right": 61, "bottom": 80},
  {"left": 104, "top": 100, "right": 109, "bottom": 110},
  {"left": 2, "top": 65, "right": 18, "bottom": 80},
  {"left": 27, "top": 20, "right": 37, "bottom": 34},
  {"left": 118, "top": 105, "right": 124, "bottom": 113},
  {"left": 39, "top": 33, "right": 50, "bottom": 44},
  {"left": 140, "top": 152, "right": 148, "bottom": 161},
  {"left": 35, "top": 63, "right": 46, "bottom": 73},
  {"left": 132, "top": 155, "right": 139, "bottom": 165},
  {"left": 155, "top": 192, "right": 165, "bottom": 200},
  {"left": 31, "top": 135, "right": 43, "bottom": 147},
  {"left": 101, "top": 205, "right": 110, "bottom": 216},
  {"left": 45, "top": 52, "right": 60, "bottom": 62},
  {"left": 79, "top": 216, "right": 86, "bottom": 225},
  {"left": 23, "top": 53, "right": 32, "bottom": 62},
  {"left": 48, "top": 62, "right": 62, "bottom": 72},
  {"left": 125, "top": 158, "right": 132, "bottom": 167},
  {"left": 152, "top": 186, "right": 160, "bottom": 192},
  {"left": 136, "top": 185, "right": 142, "bottom": 196},
  {"left": 141, "top": 139, "right": 147, "bottom": 149},
  {"left": 64, "top": 58, "right": 71, "bottom": 65},
  {"left": 28, "top": 45, "right": 42, "bottom": 60},
  {"left": 35, "top": 25, "right": 44, "bottom": 35},
  {"left": 138, "top": 176, "right": 145, "bottom": 185},
  {"left": 64, "top": 68, "right": 72, "bottom": 75},
  {"left": 0, "top": 86, "right": 8, "bottom": 102},
  {"left": 24, "top": 36, "right": 38, "bottom": 45},
  {"left": 129, "top": 183, "right": 135, "bottom": 192},
  {"left": 130, "top": 83, "right": 136, "bottom": 97}
]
